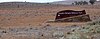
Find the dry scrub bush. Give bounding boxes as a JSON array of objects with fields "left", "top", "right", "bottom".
[{"left": 50, "top": 20, "right": 100, "bottom": 39}]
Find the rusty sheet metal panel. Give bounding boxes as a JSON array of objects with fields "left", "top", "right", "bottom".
[{"left": 55, "top": 10, "right": 86, "bottom": 20}]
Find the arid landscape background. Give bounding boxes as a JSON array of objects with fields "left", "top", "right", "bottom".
[
  {"left": 0, "top": 2, "right": 100, "bottom": 27},
  {"left": 0, "top": 1, "right": 100, "bottom": 39}
]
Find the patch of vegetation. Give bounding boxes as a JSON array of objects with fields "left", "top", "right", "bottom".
[
  {"left": 89, "top": 0, "right": 96, "bottom": 5},
  {"left": 72, "top": 1, "right": 88, "bottom": 5},
  {"left": 66, "top": 20, "right": 100, "bottom": 39}
]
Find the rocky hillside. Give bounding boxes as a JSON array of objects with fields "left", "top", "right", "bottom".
[{"left": 0, "top": 2, "right": 54, "bottom": 8}]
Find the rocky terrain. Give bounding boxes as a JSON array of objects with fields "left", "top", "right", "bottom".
[{"left": 0, "top": 20, "right": 100, "bottom": 39}]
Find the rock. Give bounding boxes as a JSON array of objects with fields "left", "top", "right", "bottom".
[{"left": 52, "top": 31, "right": 65, "bottom": 39}]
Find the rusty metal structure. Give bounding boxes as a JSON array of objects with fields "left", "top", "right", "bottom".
[
  {"left": 55, "top": 10, "right": 86, "bottom": 20},
  {"left": 54, "top": 10, "right": 91, "bottom": 22}
]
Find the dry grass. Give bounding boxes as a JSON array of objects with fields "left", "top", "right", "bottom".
[
  {"left": 0, "top": 4, "right": 100, "bottom": 27},
  {"left": 0, "top": 3, "right": 100, "bottom": 39}
]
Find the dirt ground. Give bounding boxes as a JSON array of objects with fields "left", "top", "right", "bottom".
[
  {"left": 0, "top": 4, "right": 100, "bottom": 27},
  {"left": 0, "top": 2, "right": 100, "bottom": 39}
]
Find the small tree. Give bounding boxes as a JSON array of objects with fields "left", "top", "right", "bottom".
[
  {"left": 72, "top": 3, "right": 74, "bottom": 5},
  {"left": 74, "top": 1, "right": 79, "bottom": 5},
  {"left": 83, "top": 1, "right": 88, "bottom": 5},
  {"left": 89, "top": 0, "right": 96, "bottom": 5},
  {"left": 73, "top": 1, "right": 88, "bottom": 5}
]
